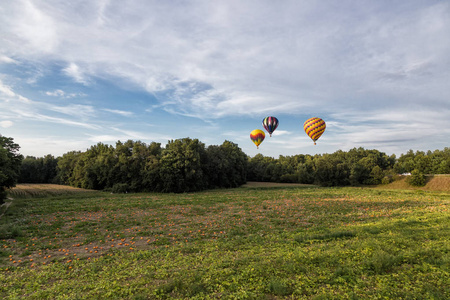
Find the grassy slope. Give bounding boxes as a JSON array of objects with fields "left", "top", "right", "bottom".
[
  {"left": 0, "top": 185, "right": 449, "bottom": 299},
  {"left": 377, "top": 175, "right": 450, "bottom": 192}
]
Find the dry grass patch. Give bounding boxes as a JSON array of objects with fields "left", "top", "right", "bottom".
[
  {"left": 9, "top": 184, "right": 93, "bottom": 198},
  {"left": 378, "top": 175, "right": 450, "bottom": 192}
]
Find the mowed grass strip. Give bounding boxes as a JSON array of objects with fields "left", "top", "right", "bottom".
[{"left": 0, "top": 186, "right": 449, "bottom": 299}]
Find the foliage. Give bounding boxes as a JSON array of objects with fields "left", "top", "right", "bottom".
[
  {"left": 205, "top": 141, "right": 247, "bottom": 188},
  {"left": 395, "top": 148, "right": 450, "bottom": 174},
  {"left": 248, "top": 147, "right": 396, "bottom": 187},
  {"left": 19, "top": 155, "right": 58, "bottom": 184},
  {"left": 52, "top": 139, "right": 248, "bottom": 193},
  {"left": 158, "top": 138, "right": 208, "bottom": 192},
  {"left": 15, "top": 133, "right": 450, "bottom": 192},
  {"left": 0, "top": 135, "right": 23, "bottom": 204},
  {"left": 0, "top": 185, "right": 449, "bottom": 299},
  {"left": 407, "top": 169, "right": 427, "bottom": 187}
]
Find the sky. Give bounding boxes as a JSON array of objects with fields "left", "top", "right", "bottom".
[{"left": 1, "top": 0, "right": 449, "bottom": 158}]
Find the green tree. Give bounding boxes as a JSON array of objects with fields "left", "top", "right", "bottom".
[
  {"left": 0, "top": 135, "right": 23, "bottom": 204},
  {"left": 297, "top": 157, "right": 316, "bottom": 184},
  {"left": 56, "top": 151, "right": 82, "bottom": 185},
  {"left": 247, "top": 154, "right": 276, "bottom": 182},
  {"left": 158, "top": 138, "right": 208, "bottom": 193},
  {"left": 141, "top": 142, "right": 162, "bottom": 191},
  {"left": 205, "top": 141, "right": 247, "bottom": 188},
  {"left": 20, "top": 155, "right": 58, "bottom": 183},
  {"left": 394, "top": 149, "right": 415, "bottom": 174},
  {"left": 19, "top": 156, "right": 42, "bottom": 183},
  {"left": 315, "top": 151, "right": 351, "bottom": 186},
  {"left": 111, "top": 140, "right": 161, "bottom": 192},
  {"left": 407, "top": 169, "right": 426, "bottom": 187}
]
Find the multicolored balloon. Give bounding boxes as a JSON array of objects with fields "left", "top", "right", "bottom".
[
  {"left": 262, "top": 116, "right": 279, "bottom": 137},
  {"left": 250, "top": 129, "right": 265, "bottom": 149},
  {"left": 303, "top": 117, "right": 326, "bottom": 145}
]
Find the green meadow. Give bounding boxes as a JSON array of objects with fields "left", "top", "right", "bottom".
[{"left": 1, "top": 184, "right": 449, "bottom": 299}]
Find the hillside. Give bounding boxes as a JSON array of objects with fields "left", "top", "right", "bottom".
[{"left": 377, "top": 175, "right": 450, "bottom": 192}]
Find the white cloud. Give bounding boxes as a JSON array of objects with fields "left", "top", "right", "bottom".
[
  {"left": 16, "top": 110, "right": 100, "bottom": 130},
  {"left": 63, "top": 63, "right": 90, "bottom": 85},
  {"left": 46, "top": 104, "right": 96, "bottom": 119},
  {"left": 271, "top": 130, "right": 291, "bottom": 136},
  {"left": 0, "top": 79, "right": 32, "bottom": 102},
  {"left": 0, "top": 120, "right": 13, "bottom": 128},
  {"left": 103, "top": 109, "right": 133, "bottom": 117},
  {"left": 0, "top": 1, "right": 449, "bottom": 156},
  {"left": 0, "top": 81, "right": 98, "bottom": 129},
  {"left": 3, "top": 1, "right": 449, "bottom": 118},
  {"left": 45, "top": 89, "right": 65, "bottom": 97},
  {"left": 0, "top": 55, "right": 17, "bottom": 64},
  {"left": 2, "top": 0, "right": 58, "bottom": 56},
  {"left": 11, "top": 136, "right": 92, "bottom": 157},
  {"left": 45, "top": 89, "right": 86, "bottom": 98},
  {"left": 0, "top": 80, "right": 16, "bottom": 98}
]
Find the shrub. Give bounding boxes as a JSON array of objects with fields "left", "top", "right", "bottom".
[
  {"left": 111, "top": 183, "right": 129, "bottom": 193},
  {"left": 407, "top": 169, "right": 426, "bottom": 187}
]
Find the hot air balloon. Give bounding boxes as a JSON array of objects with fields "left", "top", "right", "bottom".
[
  {"left": 250, "top": 129, "right": 265, "bottom": 149},
  {"left": 262, "top": 116, "right": 279, "bottom": 137},
  {"left": 304, "top": 117, "right": 326, "bottom": 145}
]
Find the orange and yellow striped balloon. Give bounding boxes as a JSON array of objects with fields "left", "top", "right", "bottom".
[
  {"left": 250, "top": 129, "right": 265, "bottom": 149},
  {"left": 303, "top": 117, "right": 326, "bottom": 145}
]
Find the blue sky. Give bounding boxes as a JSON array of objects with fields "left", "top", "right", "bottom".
[{"left": 1, "top": 0, "right": 449, "bottom": 158}]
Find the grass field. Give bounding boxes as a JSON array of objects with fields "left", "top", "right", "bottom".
[{"left": 1, "top": 184, "right": 449, "bottom": 299}]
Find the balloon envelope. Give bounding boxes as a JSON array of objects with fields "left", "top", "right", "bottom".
[
  {"left": 250, "top": 129, "right": 265, "bottom": 148},
  {"left": 304, "top": 117, "right": 326, "bottom": 145},
  {"left": 262, "top": 116, "right": 279, "bottom": 137}
]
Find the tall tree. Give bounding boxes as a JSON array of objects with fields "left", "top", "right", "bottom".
[
  {"left": 205, "top": 141, "right": 248, "bottom": 188},
  {"left": 0, "top": 135, "right": 23, "bottom": 204},
  {"left": 158, "top": 138, "right": 208, "bottom": 193},
  {"left": 55, "top": 151, "right": 82, "bottom": 185}
]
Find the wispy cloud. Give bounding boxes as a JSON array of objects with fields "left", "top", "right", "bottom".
[
  {"left": 0, "top": 80, "right": 17, "bottom": 98},
  {"left": 0, "top": 79, "right": 32, "bottom": 102},
  {"left": 0, "top": 120, "right": 13, "bottom": 128},
  {"left": 103, "top": 109, "right": 133, "bottom": 117},
  {"left": 45, "top": 89, "right": 65, "bottom": 97},
  {"left": 45, "top": 104, "right": 96, "bottom": 119},
  {"left": 0, "top": 55, "right": 17, "bottom": 64},
  {"left": 45, "top": 89, "right": 86, "bottom": 98},
  {"left": 1, "top": 1, "right": 449, "bottom": 156},
  {"left": 3, "top": 1, "right": 449, "bottom": 117},
  {"left": 63, "top": 63, "right": 90, "bottom": 85},
  {"left": 0, "top": 80, "right": 98, "bottom": 128}
]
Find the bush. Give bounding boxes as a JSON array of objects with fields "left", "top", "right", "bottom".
[
  {"left": 381, "top": 176, "right": 392, "bottom": 185},
  {"left": 279, "top": 174, "right": 298, "bottom": 183},
  {"left": 407, "top": 169, "right": 426, "bottom": 187},
  {"left": 111, "top": 183, "right": 129, "bottom": 193}
]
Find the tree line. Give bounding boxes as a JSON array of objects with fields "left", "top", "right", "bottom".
[
  {"left": 20, "top": 138, "right": 248, "bottom": 193},
  {"left": 247, "top": 148, "right": 450, "bottom": 186},
  {"left": 2, "top": 132, "right": 450, "bottom": 204},
  {"left": 20, "top": 142, "right": 450, "bottom": 190}
]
